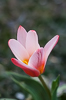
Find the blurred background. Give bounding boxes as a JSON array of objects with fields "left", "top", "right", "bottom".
[{"left": 0, "top": 0, "right": 66, "bottom": 100}]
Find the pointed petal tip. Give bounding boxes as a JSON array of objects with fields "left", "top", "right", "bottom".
[
  {"left": 11, "top": 58, "right": 14, "bottom": 62},
  {"left": 55, "top": 35, "right": 59, "bottom": 44},
  {"left": 8, "top": 39, "right": 13, "bottom": 47},
  {"left": 57, "top": 35, "right": 59, "bottom": 40},
  {"left": 29, "top": 30, "right": 37, "bottom": 34},
  {"left": 18, "top": 25, "right": 23, "bottom": 29},
  {"left": 31, "top": 30, "right": 36, "bottom": 32},
  {"left": 56, "top": 35, "right": 59, "bottom": 39},
  {"left": 19, "top": 25, "right": 22, "bottom": 27},
  {"left": 18, "top": 25, "right": 26, "bottom": 31}
]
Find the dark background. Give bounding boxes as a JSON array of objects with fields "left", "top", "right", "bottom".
[{"left": 0, "top": 0, "right": 66, "bottom": 100}]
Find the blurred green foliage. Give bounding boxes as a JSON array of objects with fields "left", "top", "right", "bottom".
[{"left": 0, "top": 0, "right": 66, "bottom": 100}]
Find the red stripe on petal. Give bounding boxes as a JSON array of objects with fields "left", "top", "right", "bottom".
[
  {"left": 28, "top": 47, "right": 45, "bottom": 74},
  {"left": 11, "top": 58, "right": 40, "bottom": 77}
]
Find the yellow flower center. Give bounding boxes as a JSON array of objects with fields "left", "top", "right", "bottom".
[
  {"left": 23, "top": 60, "right": 45, "bottom": 74},
  {"left": 23, "top": 60, "right": 28, "bottom": 65}
]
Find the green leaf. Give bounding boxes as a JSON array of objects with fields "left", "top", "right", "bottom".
[
  {"left": 6, "top": 72, "right": 50, "bottom": 100},
  {"left": 57, "top": 84, "right": 66, "bottom": 96},
  {"left": 51, "top": 75, "right": 60, "bottom": 100}
]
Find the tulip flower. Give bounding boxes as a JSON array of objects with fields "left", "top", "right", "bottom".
[{"left": 8, "top": 25, "right": 59, "bottom": 77}]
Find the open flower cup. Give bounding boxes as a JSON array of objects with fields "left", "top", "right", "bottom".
[{"left": 8, "top": 25, "right": 59, "bottom": 77}]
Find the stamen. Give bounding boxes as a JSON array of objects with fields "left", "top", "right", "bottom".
[{"left": 23, "top": 60, "right": 28, "bottom": 65}]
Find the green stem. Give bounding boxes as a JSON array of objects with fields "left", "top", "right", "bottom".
[{"left": 38, "top": 75, "right": 51, "bottom": 100}]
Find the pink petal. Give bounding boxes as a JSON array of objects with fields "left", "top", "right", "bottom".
[
  {"left": 11, "top": 58, "right": 40, "bottom": 77},
  {"left": 28, "top": 47, "right": 45, "bottom": 74},
  {"left": 26, "top": 30, "right": 40, "bottom": 56},
  {"left": 8, "top": 39, "right": 29, "bottom": 61},
  {"left": 17, "top": 25, "right": 27, "bottom": 48},
  {"left": 44, "top": 35, "right": 59, "bottom": 66}
]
